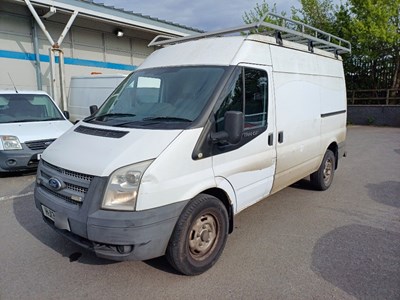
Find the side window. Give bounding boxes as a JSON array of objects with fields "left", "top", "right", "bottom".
[
  {"left": 244, "top": 69, "right": 268, "bottom": 128},
  {"left": 216, "top": 67, "right": 268, "bottom": 131}
]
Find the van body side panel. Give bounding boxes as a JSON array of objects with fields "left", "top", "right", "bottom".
[
  {"left": 212, "top": 141, "right": 276, "bottom": 213},
  {"left": 270, "top": 46, "right": 322, "bottom": 193},
  {"left": 319, "top": 66, "right": 347, "bottom": 157},
  {"left": 137, "top": 128, "right": 216, "bottom": 211}
]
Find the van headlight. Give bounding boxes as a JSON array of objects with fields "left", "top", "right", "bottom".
[
  {"left": 102, "top": 160, "right": 153, "bottom": 211},
  {"left": 1, "top": 136, "right": 22, "bottom": 150}
]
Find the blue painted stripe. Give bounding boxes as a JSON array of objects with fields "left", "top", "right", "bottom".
[{"left": 0, "top": 49, "right": 136, "bottom": 71}]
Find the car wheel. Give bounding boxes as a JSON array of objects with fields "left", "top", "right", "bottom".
[
  {"left": 311, "top": 149, "right": 336, "bottom": 191},
  {"left": 166, "top": 194, "right": 229, "bottom": 275}
]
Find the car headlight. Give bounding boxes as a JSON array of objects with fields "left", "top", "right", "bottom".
[
  {"left": 1, "top": 136, "right": 22, "bottom": 150},
  {"left": 102, "top": 160, "right": 153, "bottom": 211}
]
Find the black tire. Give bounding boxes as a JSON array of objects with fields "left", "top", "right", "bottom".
[
  {"left": 310, "top": 149, "right": 336, "bottom": 191},
  {"left": 166, "top": 194, "right": 229, "bottom": 276}
]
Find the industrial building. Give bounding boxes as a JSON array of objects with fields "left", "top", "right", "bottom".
[{"left": 0, "top": 0, "right": 201, "bottom": 109}]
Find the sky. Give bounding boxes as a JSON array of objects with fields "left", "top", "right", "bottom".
[{"left": 98, "top": 0, "right": 303, "bottom": 31}]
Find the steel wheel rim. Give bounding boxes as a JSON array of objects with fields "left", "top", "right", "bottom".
[
  {"left": 323, "top": 158, "right": 333, "bottom": 185},
  {"left": 188, "top": 213, "right": 219, "bottom": 260}
]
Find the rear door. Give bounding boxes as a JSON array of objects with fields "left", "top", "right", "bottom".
[{"left": 212, "top": 64, "right": 277, "bottom": 213}]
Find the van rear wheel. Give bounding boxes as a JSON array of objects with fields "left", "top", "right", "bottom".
[
  {"left": 311, "top": 149, "right": 335, "bottom": 191},
  {"left": 166, "top": 194, "right": 228, "bottom": 275}
]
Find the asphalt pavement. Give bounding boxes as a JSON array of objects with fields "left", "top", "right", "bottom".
[{"left": 0, "top": 126, "right": 399, "bottom": 299}]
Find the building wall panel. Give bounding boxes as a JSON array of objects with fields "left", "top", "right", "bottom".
[{"left": 0, "top": 1, "right": 198, "bottom": 107}]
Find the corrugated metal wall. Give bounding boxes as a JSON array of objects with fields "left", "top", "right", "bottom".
[{"left": 0, "top": 2, "right": 157, "bottom": 103}]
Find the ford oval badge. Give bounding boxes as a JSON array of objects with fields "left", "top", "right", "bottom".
[{"left": 48, "top": 177, "right": 63, "bottom": 191}]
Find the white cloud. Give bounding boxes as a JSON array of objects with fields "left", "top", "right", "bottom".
[
  {"left": 98, "top": 0, "right": 343, "bottom": 31},
  {"left": 99, "top": 0, "right": 300, "bottom": 31}
]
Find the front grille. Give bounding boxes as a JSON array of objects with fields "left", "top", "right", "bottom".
[
  {"left": 42, "top": 160, "right": 93, "bottom": 182},
  {"left": 38, "top": 160, "right": 94, "bottom": 206},
  {"left": 25, "top": 139, "right": 56, "bottom": 150},
  {"left": 41, "top": 185, "right": 81, "bottom": 206}
]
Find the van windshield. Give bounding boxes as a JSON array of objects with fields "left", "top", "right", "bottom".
[
  {"left": 85, "top": 66, "right": 227, "bottom": 128},
  {"left": 0, "top": 94, "right": 64, "bottom": 124}
]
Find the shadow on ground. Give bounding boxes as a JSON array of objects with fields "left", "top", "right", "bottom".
[
  {"left": 12, "top": 182, "right": 178, "bottom": 273},
  {"left": 312, "top": 224, "right": 400, "bottom": 299},
  {"left": 12, "top": 182, "right": 114, "bottom": 266},
  {"left": 0, "top": 170, "right": 36, "bottom": 178},
  {"left": 366, "top": 181, "right": 400, "bottom": 208}
]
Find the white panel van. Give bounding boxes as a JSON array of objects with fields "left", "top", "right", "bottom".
[
  {"left": 34, "top": 15, "right": 350, "bottom": 275},
  {"left": 67, "top": 74, "right": 127, "bottom": 122}
]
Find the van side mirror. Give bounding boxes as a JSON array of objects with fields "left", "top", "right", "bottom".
[
  {"left": 211, "top": 111, "right": 243, "bottom": 144},
  {"left": 63, "top": 111, "right": 70, "bottom": 120},
  {"left": 89, "top": 105, "right": 98, "bottom": 115}
]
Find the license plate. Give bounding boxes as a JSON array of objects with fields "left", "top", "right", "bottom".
[
  {"left": 41, "top": 205, "right": 55, "bottom": 221},
  {"left": 36, "top": 153, "right": 42, "bottom": 160}
]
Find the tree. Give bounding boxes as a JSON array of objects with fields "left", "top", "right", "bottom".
[
  {"left": 242, "top": 1, "right": 281, "bottom": 25},
  {"left": 347, "top": 0, "right": 400, "bottom": 90},
  {"left": 291, "top": 0, "right": 336, "bottom": 31},
  {"left": 243, "top": 0, "right": 400, "bottom": 91}
]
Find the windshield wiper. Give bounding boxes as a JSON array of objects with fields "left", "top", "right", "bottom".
[
  {"left": 114, "top": 116, "right": 192, "bottom": 128},
  {"left": 142, "top": 116, "right": 192, "bottom": 122},
  {"left": 85, "top": 113, "right": 136, "bottom": 122}
]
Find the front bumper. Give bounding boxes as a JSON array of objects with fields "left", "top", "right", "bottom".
[
  {"left": 34, "top": 160, "right": 188, "bottom": 261},
  {"left": 0, "top": 145, "right": 41, "bottom": 172}
]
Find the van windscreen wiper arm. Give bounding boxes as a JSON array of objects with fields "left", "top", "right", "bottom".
[
  {"left": 85, "top": 113, "right": 136, "bottom": 121},
  {"left": 142, "top": 116, "right": 192, "bottom": 122}
]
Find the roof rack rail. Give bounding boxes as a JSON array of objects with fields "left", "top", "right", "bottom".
[{"left": 148, "top": 13, "right": 351, "bottom": 55}]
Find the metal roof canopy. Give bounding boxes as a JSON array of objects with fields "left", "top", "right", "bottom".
[
  {"left": 148, "top": 13, "right": 351, "bottom": 56},
  {"left": 13, "top": 0, "right": 201, "bottom": 37}
]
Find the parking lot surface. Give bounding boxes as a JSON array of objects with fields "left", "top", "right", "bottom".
[{"left": 0, "top": 126, "right": 399, "bottom": 299}]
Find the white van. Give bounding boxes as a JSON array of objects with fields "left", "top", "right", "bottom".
[
  {"left": 0, "top": 90, "right": 72, "bottom": 173},
  {"left": 34, "top": 15, "right": 350, "bottom": 275},
  {"left": 67, "top": 74, "right": 127, "bottom": 122}
]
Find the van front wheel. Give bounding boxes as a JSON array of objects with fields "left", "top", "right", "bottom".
[
  {"left": 311, "top": 149, "right": 335, "bottom": 191},
  {"left": 166, "top": 194, "right": 229, "bottom": 275}
]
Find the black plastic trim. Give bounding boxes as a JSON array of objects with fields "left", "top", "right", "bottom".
[
  {"left": 321, "top": 110, "right": 346, "bottom": 118},
  {"left": 74, "top": 125, "right": 128, "bottom": 138}
]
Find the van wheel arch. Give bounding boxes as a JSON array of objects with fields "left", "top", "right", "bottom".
[
  {"left": 202, "top": 188, "right": 234, "bottom": 234},
  {"left": 327, "top": 142, "right": 339, "bottom": 170}
]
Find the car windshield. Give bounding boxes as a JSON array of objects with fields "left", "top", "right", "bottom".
[
  {"left": 85, "top": 66, "right": 227, "bottom": 128},
  {"left": 0, "top": 93, "right": 64, "bottom": 124}
]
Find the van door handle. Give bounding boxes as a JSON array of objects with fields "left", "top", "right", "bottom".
[
  {"left": 278, "top": 131, "right": 284, "bottom": 143},
  {"left": 268, "top": 133, "right": 273, "bottom": 146}
]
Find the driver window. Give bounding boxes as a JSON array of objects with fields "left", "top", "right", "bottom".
[{"left": 216, "top": 67, "right": 268, "bottom": 131}]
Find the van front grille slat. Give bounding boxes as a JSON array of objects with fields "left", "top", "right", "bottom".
[
  {"left": 25, "top": 139, "right": 55, "bottom": 150},
  {"left": 38, "top": 160, "right": 94, "bottom": 206}
]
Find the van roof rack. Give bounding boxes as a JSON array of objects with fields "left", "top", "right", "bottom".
[{"left": 148, "top": 13, "right": 351, "bottom": 56}]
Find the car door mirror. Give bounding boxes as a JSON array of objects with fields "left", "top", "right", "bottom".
[
  {"left": 63, "top": 111, "right": 70, "bottom": 120},
  {"left": 89, "top": 105, "right": 98, "bottom": 115},
  {"left": 211, "top": 111, "right": 243, "bottom": 144}
]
